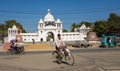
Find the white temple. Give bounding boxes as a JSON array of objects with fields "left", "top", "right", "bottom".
[{"left": 8, "top": 9, "right": 90, "bottom": 42}]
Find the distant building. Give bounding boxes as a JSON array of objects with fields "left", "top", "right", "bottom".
[
  {"left": 87, "top": 32, "right": 99, "bottom": 43},
  {"left": 8, "top": 9, "right": 90, "bottom": 42}
]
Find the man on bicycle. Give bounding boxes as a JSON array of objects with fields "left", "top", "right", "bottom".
[
  {"left": 55, "top": 34, "right": 70, "bottom": 55},
  {"left": 54, "top": 34, "right": 73, "bottom": 65},
  {"left": 10, "top": 39, "right": 16, "bottom": 49},
  {"left": 55, "top": 34, "right": 65, "bottom": 50}
]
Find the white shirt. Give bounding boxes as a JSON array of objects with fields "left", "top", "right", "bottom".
[{"left": 55, "top": 38, "right": 65, "bottom": 48}]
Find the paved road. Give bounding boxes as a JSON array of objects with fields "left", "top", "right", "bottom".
[{"left": 0, "top": 48, "right": 120, "bottom": 71}]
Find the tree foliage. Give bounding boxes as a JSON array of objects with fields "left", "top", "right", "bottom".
[
  {"left": 70, "top": 13, "right": 120, "bottom": 37},
  {"left": 80, "top": 21, "right": 92, "bottom": 27},
  {"left": 0, "top": 20, "right": 26, "bottom": 36},
  {"left": 70, "top": 23, "right": 77, "bottom": 32},
  {"left": 93, "top": 21, "right": 109, "bottom": 37},
  {"left": 108, "top": 13, "right": 120, "bottom": 31},
  {"left": 0, "top": 24, "right": 5, "bottom": 36},
  {"left": 63, "top": 29, "right": 68, "bottom": 32},
  {"left": 70, "top": 22, "right": 92, "bottom": 32},
  {"left": 93, "top": 13, "right": 120, "bottom": 37}
]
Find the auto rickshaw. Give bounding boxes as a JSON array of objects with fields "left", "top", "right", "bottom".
[{"left": 100, "top": 36, "right": 117, "bottom": 47}]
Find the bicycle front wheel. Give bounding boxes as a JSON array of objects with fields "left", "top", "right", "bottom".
[
  {"left": 65, "top": 53, "right": 74, "bottom": 65},
  {"left": 52, "top": 51, "right": 62, "bottom": 64},
  {"left": 7, "top": 49, "right": 15, "bottom": 55},
  {"left": 52, "top": 51, "right": 58, "bottom": 60}
]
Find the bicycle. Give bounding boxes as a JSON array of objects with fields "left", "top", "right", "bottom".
[
  {"left": 52, "top": 47, "right": 74, "bottom": 65},
  {"left": 7, "top": 47, "right": 16, "bottom": 55}
]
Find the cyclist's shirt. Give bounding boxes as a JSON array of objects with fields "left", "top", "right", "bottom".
[{"left": 55, "top": 38, "right": 65, "bottom": 48}]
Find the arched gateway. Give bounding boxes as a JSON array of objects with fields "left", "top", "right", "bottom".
[
  {"left": 37, "top": 9, "right": 62, "bottom": 42},
  {"left": 46, "top": 32, "right": 54, "bottom": 41}
]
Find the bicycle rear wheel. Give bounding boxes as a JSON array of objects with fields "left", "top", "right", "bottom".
[
  {"left": 18, "top": 47, "right": 25, "bottom": 54},
  {"left": 20, "top": 47, "right": 25, "bottom": 54},
  {"left": 65, "top": 53, "right": 74, "bottom": 65}
]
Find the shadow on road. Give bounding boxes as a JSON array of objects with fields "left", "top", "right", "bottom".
[{"left": 52, "top": 60, "right": 69, "bottom": 65}]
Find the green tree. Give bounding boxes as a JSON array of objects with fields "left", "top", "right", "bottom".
[
  {"left": 93, "top": 21, "right": 109, "bottom": 37},
  {"left": 5, "top": 20, "right": 26, "bottom": 33},
  {"left": 108, "top": 13, "right": 120, "bottom": 31},
  {"left": 63, "top": 29, "right": 68, "bottom": 32},
  {"left": 0, "top": 20, "right": 26, "bottom": 37},
  {"left": 92, "top": 13, "right": 120, "bottom": 37},
  {"left": 0, "top": 24, "right": 7, "bottom": 37},
  {"left": 70, "top": 22, "right": 92, "bottom": 32},
  {"left": 70, "top": 23, "right": 77, "bottom": 32},
  {"left": 80, "top": 21, "right": 92, "bottom": 27}
]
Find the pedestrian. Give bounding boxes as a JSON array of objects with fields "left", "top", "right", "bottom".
[{"left": 32, "top": 39, "right": 35, "bottom": 44}]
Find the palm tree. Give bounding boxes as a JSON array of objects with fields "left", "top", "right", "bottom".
[{"left": 71, "top": 23, "right": 76, "bottom": 32}]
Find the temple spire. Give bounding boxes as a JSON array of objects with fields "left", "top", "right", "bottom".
[{"left": 48, "top": 9, "right": 50, "bottom": 13}]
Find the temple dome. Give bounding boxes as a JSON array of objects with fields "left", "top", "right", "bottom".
[
  {"left": 44, "top": 9, "right": 54, "bottom": 22},
  {"left": 38, "top": 19, "right": 44, "bottom": 23},
  {"left": 56, "top": 18, "right": 62, "bottom": 23}
]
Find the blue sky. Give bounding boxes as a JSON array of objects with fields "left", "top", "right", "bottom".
[{"left": 0, "top": 0, "right": 120, "bottom": 32}]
